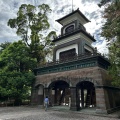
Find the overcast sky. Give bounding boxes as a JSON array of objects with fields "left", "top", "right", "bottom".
[{"left": 0, "top": 0, "right": 108, "bottom": 54}]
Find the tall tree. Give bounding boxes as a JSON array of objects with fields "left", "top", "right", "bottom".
[
  {"left": 8, "top": 4, "right": 56, "bottom": 64},
  {"left": 0, "top": 41, "right": 36, "bottom": 105},
  {"left": 99, "top": 0, "right": 120, "bottom": 86}
]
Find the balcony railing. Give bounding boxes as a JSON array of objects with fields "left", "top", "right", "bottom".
[
  {"left": 38, "top": 52, "right": 108, "bottom": 68},
  {"left": 35, "top": 52, "right": 110, "bottom": 75}
]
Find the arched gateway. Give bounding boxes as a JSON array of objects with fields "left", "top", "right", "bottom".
[
  {"left": 48, "top": 80, "right": 69, "bottom": 106},
  {"left": 31, "top": 8, "right": 120, "bottom": 114},
  {"left": 76, "top": 81, "right": 96, "bottom": 109}
]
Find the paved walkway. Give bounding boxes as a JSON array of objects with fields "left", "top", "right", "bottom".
[{"left": 0, "top": 106, "right": 119, "bottom": 120}]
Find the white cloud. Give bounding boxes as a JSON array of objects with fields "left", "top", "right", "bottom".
[
  {"left": 0, "top": 0, "right": 108, "bottom": 54},
  {"left": 93, "top": 38, "right": 108, "bottom": 55}
]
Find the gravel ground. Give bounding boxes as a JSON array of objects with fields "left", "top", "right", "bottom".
[{"left": 0, "top": 106, "right": 119, "bottom": 120}]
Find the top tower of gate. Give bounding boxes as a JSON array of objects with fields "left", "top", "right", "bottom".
[
  {"left": 56, "top": 8, "right": 90, "bottom": 26},
  {"left": 52, "top": 8, "right": 96, "bottom": 61}
]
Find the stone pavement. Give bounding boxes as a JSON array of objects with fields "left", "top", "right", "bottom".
[{"left": 0, "top": 106, "right": 120, "bottom": 120}]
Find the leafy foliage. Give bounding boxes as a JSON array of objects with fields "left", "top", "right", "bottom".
[
  {"left": 0, "top": 71, "right": 35, "bottom": 105},
  {"left": 0, "top": 41, "right": 36, "bottom": 105},
  {"left": 98, "top": 0, "right": 111, "bottom": 7},
  {"left": 0, "top": 3, "right": 55, "bottom": 105},
  {"left": 0, "top": 41, "right": 11, "bottom": 53},
  {"left": 100, "top": 0, "right": 120, "bottom": 86},
  {"left": 8, "top": 4, "right": 56, "bottom": 64},
  {"left": 0, "top": 41, "right": 37, "bottom": 72}
]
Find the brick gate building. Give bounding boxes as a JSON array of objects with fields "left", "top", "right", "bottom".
[{"left": 31, "top": 9, "right": 120, "bottom": 114}]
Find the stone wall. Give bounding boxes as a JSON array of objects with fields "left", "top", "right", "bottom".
[
  {"left": 35, "top": 66, "right": 106, "bottom": 87},
  {"left": 104, "top": 87, "right": 120, "bottom": 113}
]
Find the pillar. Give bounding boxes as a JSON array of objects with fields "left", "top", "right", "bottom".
[
  {"left": 70, "top": 87, "right": 77, "bottom": 110},
  {"left": 76, "top": 88, "right": 80, "bottom": 110},
  {"left": 81, "top": 88, "right": 84, "bottom": 108},
  {"left": 38, "top": 86, "right": 44, "bottom": 105},
  {"left": 95, "top": 87, "right": 108, "bottom": 114},
  {"left": 31, "top": 88, "right": 39, "bottom": 105},
  {"left": 51, "top": 89, "right": 55, "bottom": 105},
  {"left": 54, "top": 88, "right": 58, "bottom": 105},
  {"left": 48, "top": 88, "right": 55, "bottom": 106}
]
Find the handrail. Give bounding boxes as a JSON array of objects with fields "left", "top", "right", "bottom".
[{"left": 37, "top": 52, "right": 109, "bottom": 68}]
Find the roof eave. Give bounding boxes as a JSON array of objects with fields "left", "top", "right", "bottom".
[
  {"left": 56, "top": 9, "right": 90, "bottom": 25},
  {"left": 52, "top": 30, "right": 96, "bottom": 43}
]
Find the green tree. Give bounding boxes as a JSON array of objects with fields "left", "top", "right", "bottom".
[
  {"left": 0, "top": 41, "right": 11, "bottom": 53},
  {"left": 0, "top": 71, "right": 35, "bottom": 105},
  {"left": 98, "top": 0, "right": 111, "bottom": 7},
  {"left": 100, "top": 0, "right": 120, "bottom": 86},
  {"left": 8, "top": 4, "right": 56, "bottom": 64},
  {"left": 0, "top": 42, "right": 11, "bottom": 68},
  {"left": 0, "top": 41, "right": 37, "bottom": 72},
  {"left": 0, "top": 41, "right": 36, "bottom": 105}
]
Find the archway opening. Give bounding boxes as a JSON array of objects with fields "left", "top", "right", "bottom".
[
  {"left": 48, "top": 80, "right": 70, "bottom": 106},
  {"left": 76, "top": 81, "right": 96, "bottom": 109}
]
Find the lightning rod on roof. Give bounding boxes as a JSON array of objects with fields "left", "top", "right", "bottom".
[{"left": 72, "top": 0, "right": 74, "bottom": 12}]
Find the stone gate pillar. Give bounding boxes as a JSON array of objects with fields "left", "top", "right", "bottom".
[
  {"left": 95, "top": 87, "right": 108, "bottom": 114},
  {"left": 81, "top": 88, "right": 84, "bottom": 108},
  {"left": 38, "top": 86, "right": 44, "bottom": 105},
  {"left": 31, "top": 88, "right": 39, "bottom": 105},
  {"left": 51, "top": 89, "right": 55, "bottom": 106},
  {"left": 54, "top": 88, "right": 58, "bottom": 104},
  {"left": 70, "top": 87, "right": 77, "bottom": 110},
  {"left": 48, "top": 88, "right": 54, "bottom": 106},
  {"left": 76, "top": 88, "right": 80, "bottom": 110}
]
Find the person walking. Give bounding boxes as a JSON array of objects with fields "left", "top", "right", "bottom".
[{"left": 44, "top": 96, "right": 49, "bottom": 111}]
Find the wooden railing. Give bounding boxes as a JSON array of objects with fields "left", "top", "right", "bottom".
[{"left": 38, "top": 52, "right": 108, "bottom": 68}]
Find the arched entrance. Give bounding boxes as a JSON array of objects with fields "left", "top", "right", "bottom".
[
  {"left": 76, "top": 81, "right": 96, "bottom": 109},
  {"left": 48, "top": 80, "right": 70, "bottom": 106}
]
